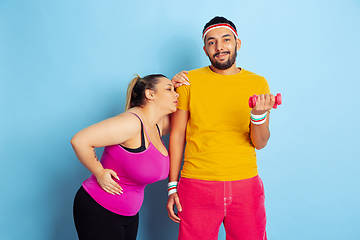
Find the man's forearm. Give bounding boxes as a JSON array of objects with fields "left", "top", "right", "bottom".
[
  {"left": 250, "top": 115, "right": 270, "bottom": 150},
  {"left": 168, "top": 109, "right": 189, "bottom": 182},
  {"left": 169, "top": 133, "right": 186, "bottom": 181}
]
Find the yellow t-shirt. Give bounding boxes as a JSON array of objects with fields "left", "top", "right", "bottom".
[{"left": 176, "top": 66, "right": 270, "bottom": 181}]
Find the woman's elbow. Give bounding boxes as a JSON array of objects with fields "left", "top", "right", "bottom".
[{"left": 70, "top": 134, "right": 82, "bottom": 148}]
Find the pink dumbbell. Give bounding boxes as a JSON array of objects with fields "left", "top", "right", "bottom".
[{"left": 249, "top": 93, "right": 282, "bottom": 109}]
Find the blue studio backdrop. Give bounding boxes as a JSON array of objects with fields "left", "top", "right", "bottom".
[{"left": 1, "top": 1, "right": 359, "bottom": 239}]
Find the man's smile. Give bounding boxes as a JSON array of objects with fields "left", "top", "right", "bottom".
[{"left": 213, "top": 51, "right": 230, "bottom": 60}]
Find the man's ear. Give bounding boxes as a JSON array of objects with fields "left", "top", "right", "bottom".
[
  {"left": 203, "top": 46, "right": 209, "bottom": 57},
  {"left": 145, "top": 89, "right": 155, "bottom": 100},
  {"left": 236, "top": 38, "right": 241, "bottom": 51}
]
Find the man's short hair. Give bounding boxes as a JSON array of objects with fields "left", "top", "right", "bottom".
[{"left": 202, "top": 16, "right": 238, "bottom": 40}]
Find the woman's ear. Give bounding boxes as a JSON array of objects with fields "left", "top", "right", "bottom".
[{"left": 145, "top": 89, "right": 155, "bottom": 100}]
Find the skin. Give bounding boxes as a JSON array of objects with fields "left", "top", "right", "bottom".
[
  {"left": 203, "top": 27, "right": 241, "bottom": 75},
  {"left": 166, "top": 27, "right": 275, "bottom": 223},
  {"left": 71, "top": 77, "right": 179, "bottom": 195}
]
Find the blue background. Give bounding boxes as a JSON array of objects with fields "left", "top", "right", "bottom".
[{"left": 1, "top": 0, "right": 359, "bottom": 239}]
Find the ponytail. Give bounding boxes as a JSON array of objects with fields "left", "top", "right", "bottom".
[
  {"left": 125, "top": 74, "right": 166, "bottom": 111},
  {"left": 125, "top": 75, "right": 141, "bottom": 111}
]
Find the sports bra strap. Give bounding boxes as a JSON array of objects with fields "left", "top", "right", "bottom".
[
  {"left": 155, "top": 124, "right": 161, "bottom": 136},
  {"left": 128, "top": 112, "right": 151, "bottom": 142}
]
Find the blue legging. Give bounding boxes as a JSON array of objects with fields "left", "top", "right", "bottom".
[{"left": 73, "top": 186, "right": 139, "bottom": 240}]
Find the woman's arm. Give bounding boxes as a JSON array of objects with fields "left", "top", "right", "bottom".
[{"left": 70, "top": 112, "right": 140, "bottom": 195}]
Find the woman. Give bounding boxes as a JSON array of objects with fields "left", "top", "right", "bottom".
[{"left": 71, "top": 74, "right": 179, "bottom": 240}]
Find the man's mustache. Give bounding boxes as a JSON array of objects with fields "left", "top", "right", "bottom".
[{"left": 213, "top": 51, "right": 230, "bottom": 58}]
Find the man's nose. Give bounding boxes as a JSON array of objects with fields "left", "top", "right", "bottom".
[{"left": 216, "top": 42, "right": 224, "bottom": 51}]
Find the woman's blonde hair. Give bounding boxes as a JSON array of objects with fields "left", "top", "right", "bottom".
[{"left": 125, "top": 74, "right": 166, "bottom": 110}]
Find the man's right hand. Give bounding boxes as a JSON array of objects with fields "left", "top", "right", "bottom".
[{"left": 166, "top": 192, "right": 182, "bottom": 223}]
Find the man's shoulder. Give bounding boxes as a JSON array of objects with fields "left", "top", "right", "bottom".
[
  {"left": 188, "top": 66, "right": 210, "bottom": 75},
  {"left": 240, "top": 69, "right": 268, "bottom": 83},
  {"left": 183, "top": 67, "right": 211, "bottom": 84},
  {"left": 241, "top": 69, "right": 264, "bottom": 78}
]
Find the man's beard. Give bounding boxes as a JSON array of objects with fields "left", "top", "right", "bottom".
[{"left": 208, "top": 46, "right": 237, "bottom": 70}]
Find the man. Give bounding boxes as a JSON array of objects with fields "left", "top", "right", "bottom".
[{"left": 167, "top": 16, "right": 275, "bottom": 240}]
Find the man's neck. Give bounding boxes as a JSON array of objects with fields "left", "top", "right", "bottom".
[{"left": 209, "top": 64, "right": 241, "bottom": 75}]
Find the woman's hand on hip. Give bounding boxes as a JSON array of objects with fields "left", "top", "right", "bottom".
[{"left": 95, "top": 169, "right": 123, "bottom": 195}]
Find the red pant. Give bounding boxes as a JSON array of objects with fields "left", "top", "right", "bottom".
[{"left": 177, "top": 176, "right": 267, "bottom": 240}]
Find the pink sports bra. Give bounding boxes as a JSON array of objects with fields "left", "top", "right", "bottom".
[{"left": 82, "top": 112, "right": 169, "bottom": 216}]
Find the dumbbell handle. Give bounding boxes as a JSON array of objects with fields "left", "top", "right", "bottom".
[{"left": 249, "top": 93, "right": 282, "bottom": 109}]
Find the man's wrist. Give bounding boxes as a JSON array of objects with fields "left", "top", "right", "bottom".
[
  {"left": 167, "top": 181, "right": 178, "bottom": 196},
  {"left": 250, "top": 111, "right": 267, "bottom": 125}
]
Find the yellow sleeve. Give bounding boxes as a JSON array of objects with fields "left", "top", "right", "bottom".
[
  {"left": 176, "top": 85, "right": 190, "bottom": 111},
  {"left": 260, "top": 77, "right": 271, "bottom": 95}
]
